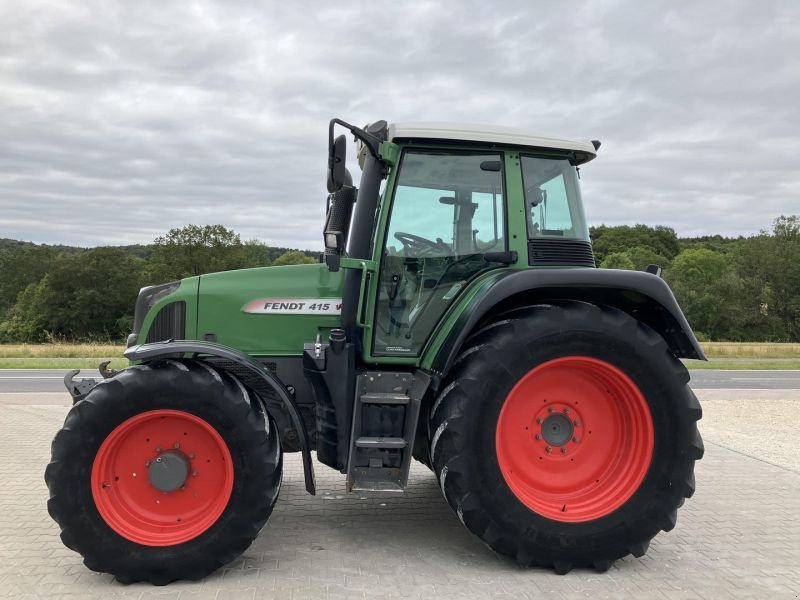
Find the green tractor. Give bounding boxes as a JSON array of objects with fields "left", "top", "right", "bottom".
[{"left": 46, "top": 119, "right": 704, "bottom": 584}]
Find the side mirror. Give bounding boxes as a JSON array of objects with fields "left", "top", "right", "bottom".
[{"left": 327, "top": 134, "right": 347, "bottom": 193}]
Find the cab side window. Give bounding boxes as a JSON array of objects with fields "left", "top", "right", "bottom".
[{"left": 521, "top": 156, "right": 587, "bottom": 239}]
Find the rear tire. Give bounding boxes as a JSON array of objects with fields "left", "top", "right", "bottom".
[
  {"left": 45, "top": 360, "right": 282, "bottom": 584},
  {"left": 428, "top": 302, "right": 703, "bottom": 572}
]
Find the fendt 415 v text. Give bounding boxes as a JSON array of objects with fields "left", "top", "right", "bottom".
[{"left": 46, "top": 119, "right": 704, "bottom": 584}]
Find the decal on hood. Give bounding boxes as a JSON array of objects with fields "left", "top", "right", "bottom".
[{"left": 242, "top": 298, "right": 342, "bottom": 315}]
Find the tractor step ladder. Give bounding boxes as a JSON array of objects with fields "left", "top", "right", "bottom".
[{"left": 346, "top": 372, "right": 423, "bottom": 493}]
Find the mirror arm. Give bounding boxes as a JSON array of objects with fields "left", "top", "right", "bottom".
[{"left": 328, "top": 118, "right": 383, "bottom": 161}]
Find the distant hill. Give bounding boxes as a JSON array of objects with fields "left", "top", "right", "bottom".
[
  {"left": 0, "top": 238, "right": 317, "bottom": 261},
  {"left": 0, "top": 238, "right": 86, "bottom": 256}
]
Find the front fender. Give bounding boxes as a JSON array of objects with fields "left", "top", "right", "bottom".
[
  {"left": 124, "top": 340, "right": 316, "bottom": 495},
  {"left": 424, "top": 268, "right": 705, "bottom": 376}
]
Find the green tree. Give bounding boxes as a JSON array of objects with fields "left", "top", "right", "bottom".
[
  {"left": 626, "top": 246, "right": 671, "bottom": 271},
  {"left": 600, "top": 251, "right": 636, "bottom": 270},
  {"left": 0, "top": 248, "right": 145, "bottom": 342},
  {"left": 591, "top": 224, "right": 680, "bottom": 265},
  {"left": 272, "top": 250, "right": 318, "bottom": 266},
  {"left": 667, "top": 248, "right": 744, "bottom": 340},
  {"left": 734, "top": 215, "right": 800, "bottom": 341},
  {"left": 149, "top": 225, "right": 250, "bottom": 280},
  {"left": 242, "top": 239, "right": 272, "bottom": 267},
  {"left": 0, "top": 245, "right": 57, "bottom": 317}
]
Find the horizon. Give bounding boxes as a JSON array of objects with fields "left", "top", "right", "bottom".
[
  {"left": 1, "top": 1, "right": 798, "bottom": 247},
  {"left": 3, "top": 215, "right": 792, "bottom": 251}
]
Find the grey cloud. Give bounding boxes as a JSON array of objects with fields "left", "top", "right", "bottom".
[{"left": 0, "top": 0, "right": 797, "bottom": 249}]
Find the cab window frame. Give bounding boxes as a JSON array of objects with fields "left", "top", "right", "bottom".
[
  {"left": 519, "top": 153, "right": 586, "bottom": 240},
  {"left": 370, "top": 145, "right": 509, "bottom": 358}
]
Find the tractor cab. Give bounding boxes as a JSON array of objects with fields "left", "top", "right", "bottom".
[{"left": 323, "top": 120, "right": 598, "bottom": 359}]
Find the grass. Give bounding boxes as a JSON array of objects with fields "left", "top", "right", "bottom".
[
  {"left": 0, "top": 342, "right": 798, "bottom": 369},
  {"left": 700, "top": 342, "right": 800, "bottom": 359},
  {"left": 0, "top": 343, "right": 125, "bottom": 359},
  {"left": 0, "top": 357, "right": 129, "bottom": 369},
  {"left": 0, "top": 343, "right": 127, "bottom": 369}
]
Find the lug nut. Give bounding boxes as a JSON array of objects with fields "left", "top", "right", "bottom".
[
  {"left": 155, "top": 446, "right": 162, "bottom": 453},
  {"left": 535, "top": 434, "right": 542, "bottom": 441},
  {"left": 155, "top": 457, "right": 162, "bottom": 463},
  {"left": 536, "top": 417, "right": 542, "bottom": 424},
  {"left": 573, "top": 420, "right": 580, "bottom": 427},
  {"left": 189, "top": 452, "right": 195, "bottom": 459},
  {"left": 563, "top": 408, "right": 570, "bottom": 414},
  {"left": 573, "top": 436, "right": 580, "bottom": 443},
  {"left": 192, "top": 470, "right": 198, "bottom": 477},
  {"left": 174, "top": 442, "right": 180, "bottom": 449},
  {"left": 548, "top": 407, "right": 555, "bottom": 414},
  {"left": 561, "top": 447, "right": 567, "bottom": 454},
  {"left": 144, "top": 460, "right": 151, "bottom": 467},
  {"left": 545, "top": 446, "right": 552, "bottom": 453}
]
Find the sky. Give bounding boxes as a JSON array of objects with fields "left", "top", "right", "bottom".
[{"left": 0, "top": 0, "right": 798, "bottom": 249}]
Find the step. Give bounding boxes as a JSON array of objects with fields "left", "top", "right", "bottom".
[
  {"left": 360, "top": 392, "right": 410, "bottom": 405},
  {"left": 346, "top": 371, "right": 431, "bottom": 494},
  {"left": 351, "top": 480, "right": 405, "bottom": 493},
  {"left": 354, "top": 436, "right": 408, "bottom": 449}
]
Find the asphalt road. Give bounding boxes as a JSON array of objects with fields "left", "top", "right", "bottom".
[
  {"left": 0, "top": 368, "right": 799, "bottom": 393},
  {"left": 688, "top": 369, "right": 800, "bottom": 389}
]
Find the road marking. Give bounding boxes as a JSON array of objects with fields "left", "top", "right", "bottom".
[
  {"left": 695, "top": 370, "right": 800, "bottom": 373},
  {"left": 730, "top": 377, "right": 800, "bottom": 381},
  {"left": 0, "top": 377, "right": 66, "bottom": 379}
]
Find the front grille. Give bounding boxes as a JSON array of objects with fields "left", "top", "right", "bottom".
[
  {"left": 528, "top": 239, "right": 595, "bottom": 267},
  {"left": 145, "top": 301, "right": 186, "bottom": 343}
]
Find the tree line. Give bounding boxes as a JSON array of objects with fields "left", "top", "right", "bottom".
[
  {"left": 0, "top": 216, "right": 797, "bottom": 343},
  {"left": 592, "top": 215, "right": 799, "bottom": 342},
  {"left": 0, "top": 225, "right": 317, "bottom": 342}
]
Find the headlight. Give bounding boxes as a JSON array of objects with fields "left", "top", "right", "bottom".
[{"left": 324, "top": 231, "right": 342, "bottom": 250}]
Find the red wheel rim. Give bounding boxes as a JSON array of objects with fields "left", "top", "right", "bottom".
[
  {"left": 495, "top": 357, "right": 654, "bottom": 522},
  {"left": 91, "top": 409, "right": 234, "bottom": 546}
]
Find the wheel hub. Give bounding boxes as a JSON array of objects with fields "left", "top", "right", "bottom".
[
  {"left": 541, "top": 413, "right": 574, "bottom": 447},
  {"left": 147, "top": 450, "right": 189, "bottom": 492}
]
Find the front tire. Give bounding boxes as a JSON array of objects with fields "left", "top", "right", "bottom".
[
  {"left": 428, "top": 302, "right": 703, "bottom": 572},
  {"left": 45, "top": 360, "right": 282, "bottom": 584}
]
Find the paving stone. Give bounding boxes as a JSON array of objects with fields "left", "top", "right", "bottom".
[{"left": 0, "top": 400, "right": 798, "bottom": 599}]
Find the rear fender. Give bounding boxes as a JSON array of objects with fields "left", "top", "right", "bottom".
[
  {"left": 425, "top": 268, "right": 705, "bottom": 377},
  {"left": 125, "top": 340, "right": 316, "bottom": 495}
]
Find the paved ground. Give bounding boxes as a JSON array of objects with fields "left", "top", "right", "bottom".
[
  {"left": 3, "top": 368, "right": 800, "bottom": 393},
  {"left": 0, "top": 390, "right": 798, "bottom": 599}
]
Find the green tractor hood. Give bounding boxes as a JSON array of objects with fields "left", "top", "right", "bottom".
[{"left": 196, "top": 263, "right": 344, "bottom": 356}]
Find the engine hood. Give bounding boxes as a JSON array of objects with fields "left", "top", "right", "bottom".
[{"left": 196, "top": 262, "right": 344, "bottom": 355}]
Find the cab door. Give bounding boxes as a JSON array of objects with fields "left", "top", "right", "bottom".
[{"left": 364, "top": 148, "right": 508, "bottom": 360}]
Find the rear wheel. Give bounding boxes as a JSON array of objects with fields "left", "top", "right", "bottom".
[
  {"left": 428, "top": 302, "right": 703, "bottom": 572},
  {"left": 45, "top": 360, "right": 282, "bottom": 584}
]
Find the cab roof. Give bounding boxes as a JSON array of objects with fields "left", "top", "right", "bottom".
[{"left": 387, "top": 122, "right": 598, "bottom": 165}]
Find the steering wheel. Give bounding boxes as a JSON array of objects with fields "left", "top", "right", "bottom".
[{"left": 394, "top": 232, "right": 449, "bottom": 257}]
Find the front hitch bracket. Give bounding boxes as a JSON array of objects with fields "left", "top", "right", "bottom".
[{"left": 63, "top": 370, "right": 98, "bottom": 404}]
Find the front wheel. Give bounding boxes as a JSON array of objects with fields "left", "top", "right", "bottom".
[
  {"left": 45, "top": 360, "right": 282, "bottom": 584},
  {"left": 429, "top": 302, "right": 703, "bottom": 572}
]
